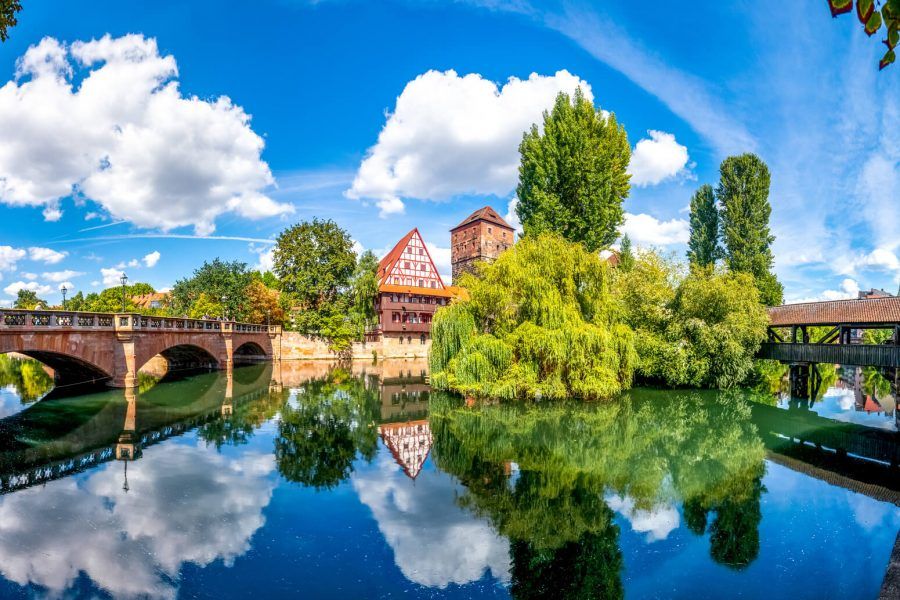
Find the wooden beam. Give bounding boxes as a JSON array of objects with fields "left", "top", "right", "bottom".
[{"left": 815, "top": 326, "right": 841, "bottom": 345}]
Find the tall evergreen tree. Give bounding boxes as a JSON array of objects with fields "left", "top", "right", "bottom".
[
  {"left": 716, "top": 154, "right": 783, "bottom": 306},
  {"left": 516, "top": 89, "right": 631, "bottom": 252},
  {"left": 687, "top": 184, "right": 721, "bottom": 268},
  {"left": 618, "top": 234, "right": 635, "bottom": 271}
]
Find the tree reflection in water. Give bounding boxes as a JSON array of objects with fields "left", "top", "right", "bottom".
[
  {"left": 430, "top": 387, "right": 768, "bottom": 595},
  {"left": 274, "top": 367, "right": 381, "bottom": 489},
  {"left": 0, "top": 354, "right": 54, "bottom": 405}
]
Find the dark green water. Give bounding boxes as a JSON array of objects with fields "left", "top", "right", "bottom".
[{"left": 0, "top": 359, "right": 896, "bottom": 599}]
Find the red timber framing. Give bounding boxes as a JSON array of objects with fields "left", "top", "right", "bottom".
[{"left": 373, "top": 228, "right": 451, "bottom": 342}]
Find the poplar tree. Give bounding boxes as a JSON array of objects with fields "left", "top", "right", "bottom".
[
  {"left": 516, "top": 89, "right": 631, "bottom": 252},
  {"left": 687, "top": 184, "right": 721, "bottom": 268},
  {"left": 716, "top": 154, "right": 783, "bottom": 306}
]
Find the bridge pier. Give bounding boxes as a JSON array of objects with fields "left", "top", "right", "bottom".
[{"left": 789, "top": 363, "right": 822, "bottom": 400}]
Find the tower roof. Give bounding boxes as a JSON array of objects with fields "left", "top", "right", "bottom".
[{"left": 450, "top": 206, "right": 513, "bottom": 232}]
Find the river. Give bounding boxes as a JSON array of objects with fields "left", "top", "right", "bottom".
[{"left": 0, "top": 356, "right": 896, "bottom": 599}]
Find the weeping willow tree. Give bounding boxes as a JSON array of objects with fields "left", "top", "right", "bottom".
[{"left": 430, "top": 234, "right": 636, "bottom": 401}]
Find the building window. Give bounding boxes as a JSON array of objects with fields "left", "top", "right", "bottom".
[
  {"left": 502, "top": 231, "right": 507, "bottom": 238},
  {"left": 418, "top": 279, "right": 424, "bottom": 287},
  {"left": 431, "top": 281, "right": 436, "bottom": 288},
  {"left": 392, "top": 312, "right": 400, "bottom": 323},
  {"left": 488, "top": 227, "right": 492, "bottom": 233}
]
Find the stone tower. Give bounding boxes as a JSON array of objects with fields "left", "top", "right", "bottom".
[{"left": 450, "top": 206, "right": 515, "bottom": 282}]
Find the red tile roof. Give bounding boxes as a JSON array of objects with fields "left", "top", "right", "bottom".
[
  {"left": 768, "top": 296, "right": 900, "bottom": 326},
  {"left": 450, "top": 206, "right": 513, "bottom": 232},
  {"left": 377, "top": 229, "right": 417, "bottom": 284}
]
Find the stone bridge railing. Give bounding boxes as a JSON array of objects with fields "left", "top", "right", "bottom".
[{"left": 0, "top": 309, "right": 280, "bottom": 335}]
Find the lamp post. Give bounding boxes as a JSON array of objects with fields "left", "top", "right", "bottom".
[
  {"left": 61, "top": 285, "right": 67, "bottom": 310},
  {"left": 266, "top": 309, "right": 270, "bottom": 327},
  {"left": 221, "top": 295, "right": 227, "bottom": 321},
  {"left": 120, "top": 273, "right": 128, "bottom": 312}
]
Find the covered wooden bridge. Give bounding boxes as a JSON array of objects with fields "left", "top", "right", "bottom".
[
  {"left": 758, "top": 296, "right": 900, "bottom": 398},
  {"left": 759, "top": 296, "right": 900, "bottom": 368}
]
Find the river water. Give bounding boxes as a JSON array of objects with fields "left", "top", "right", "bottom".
[{"left": 0, "top": 357, "right": 896, "bottom": 599}]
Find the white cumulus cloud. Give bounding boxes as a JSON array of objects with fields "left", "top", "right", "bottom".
[
  {"left": 0, "top": 246, "right": 26, "bottom": 271},
  {"left": 4, "top": 281, "right": 53, "bottom": 297},
  {"left": 621, "top": 212, "right": 690, "bottom": 246},
  {"left": 0, "top": 34, "right": 292, "bottom": 234},
  {"left": 28, "top": 247, "right": 67, "bottom": 264},
  {"left": 627, "top": 130, "right": 690, "bottom": 186},
  {"left": 42, "top": 269, "right": 83, "bottom": 282},
  {"left": 346, "top": 69, "right": 592, "bottom": 216},
  {"left": 100, "top": 267, "right": 126, "bottom": 287},
  {"left": 142, "top": 250, "right": 161, "bottom": 268},
  {"left": 821, "top": 278, "right": 860, "bottom": 301}
]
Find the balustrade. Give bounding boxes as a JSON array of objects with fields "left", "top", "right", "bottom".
[{"left": 0, "top": 309, "right": 274, "bottom": 334}]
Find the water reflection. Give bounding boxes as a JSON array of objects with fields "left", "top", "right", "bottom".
[
  {"left": 0, "top": 360, "right": 894, "bottom": 598},
  {"left": 0, "top": 354, "right": 54, "bottom": 417}
]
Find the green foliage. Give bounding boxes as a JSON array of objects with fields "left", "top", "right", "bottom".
[
  {"left": 0, "top": 0, "right": 22, "bottom": 42},
  {"left": 171, "top": 259, "right": 253, "bottom": 320},
  {"left": 516, "top": 89, "right": 631, "bottom": 251},
  {"left": 430, "top": 234, "right": 636, "bottom": 401},
  {"left": 429, "top": 386, "right": 767, "bottom": 572},
  {"left": 618, "top": 234, "right": 635, "bottom": 271},
  {"left": 0, "top": 354, "right": 54, "bottom": 403},
  {"left": 275, "top": 219, "right": 356, "bottom": 314},
  {"left": 348, "top": 250, "right": 380, "bottom": 338},
  {"left": 274, "top": 369, "right": 380, "bottom": 489},
  {"left": 187, "top": 292, "right": 224, "bottom": 320},
  {"left": 80, "top": 282, "right": 157, "bottom": 314},
  {"left": 687, "top": 184, "right": 721, "bottom": 268},
  {"left": 827, "top": 0, "right": 900, "bottom": 69},
  {"left": 717, "top": 153, "right": 783, "bottom": 306},
  {"left": 616, "top": 251, "right": 769, "bottom": 388},
  {"left": 243, "top": 279, "right": 284, "bottom": 324},
  {"left": 13, "top": 289, "right": 46, "bottom": 310}
]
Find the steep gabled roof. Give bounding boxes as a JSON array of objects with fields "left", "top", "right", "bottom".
[
  {"left": 377, "top": 228, "right": 446, "bottom": 291},
  {"left": 377, "top": 229, "right": 416, "bottom": 284},
  {"left": 450, "top": 206, "right": 513, "bottom": 232}
]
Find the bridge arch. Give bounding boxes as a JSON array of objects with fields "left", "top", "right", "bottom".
[
  {"left": 135, "top": 337, "right": 225, "bottom": 378},
  {"left": 234, "top": 341, "right": 268, "bottom": 361},
  {"left": 1, "top": 350, "right": 113, "bottom": 386}
]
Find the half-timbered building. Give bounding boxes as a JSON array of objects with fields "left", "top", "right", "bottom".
[{"left": 373, "top": 228, "right": 451, "bottom": 344}]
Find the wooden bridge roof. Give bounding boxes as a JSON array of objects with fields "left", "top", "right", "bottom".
[{"left": 768, "top": 296, "right": 900, "bottom": 327}]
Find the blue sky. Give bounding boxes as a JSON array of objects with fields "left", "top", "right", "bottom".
[{"left": 0, "top": 0, "right": 896, "bottom": 304}]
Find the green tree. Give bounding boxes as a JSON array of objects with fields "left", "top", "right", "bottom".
[
  {"left": 274, "top": 219, "right": 356, "bottom": 345},
  {"left": 348, "top": 250, "right": 379, "bottom": 339},
  {"left": 717, "top": 154, "right": 783, "bottom": 306},
  {"left": 0, "top": 0, "right": 22, "bottom": 42},
  {"left": 171, "top": 259, "right": 252, "bottom": 320},
  {"left": 516, "top": 89, "right": 631, "bottom": 251},
  {"left": 244, "top": 279, "right": 284, "bottom": 325},
  {"left": 827, "top": 0, "right": 900, "bottom": 69},
  {"left": 81, "top": 283, "right": 157, "bottom": 314},
  {"left": 618, "top": 234, "right": 635, "bottom": 271},
  {"left": 65, "top": 291, "right": 87, "bottom": 311},
  {"left": 187, "top": 292, "right": 224, "bottom": 320},
  {"left": 687, "top": 184, "right": 721, "bottom": 268},
  {"left": 616, "top": 250, "right": 769, "bottom": 389},
  {"left": 430, "top": 233, "right": 636, "bottom": 401},
  {"left": 13, "top": 288, "right": 45, "bottom": 310}
]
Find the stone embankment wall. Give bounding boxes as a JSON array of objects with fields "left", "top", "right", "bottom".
[{"left": 278, "top": 331, "right": 430, "bottom": 361}]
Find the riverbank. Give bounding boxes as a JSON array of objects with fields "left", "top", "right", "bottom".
[{"left": 278, "top": 331, "right": 429, "bottom": 361}]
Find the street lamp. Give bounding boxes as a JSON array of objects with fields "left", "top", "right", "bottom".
[
  {"left": 120, "top": 273, "right": 128, "bottom": 312},
  {"left": 266, "top": 309, "right": 271, "bottom": 326},
  {"left": 221, "top": 295, "right": 227, "bottom": 321},
  {"left": 61, "top": 285, "right": 67, "bottom": 310}
]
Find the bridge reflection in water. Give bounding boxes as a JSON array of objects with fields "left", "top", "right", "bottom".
[
  {"left": 0, "top": 358, "right": 895, "bottom": 599},
  {"left": 0, "top": 362, "right": 279, "bottom": 494}
]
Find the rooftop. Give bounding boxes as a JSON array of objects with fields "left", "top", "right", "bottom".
[
  {"left": 768, "top": 296, "right": 900, "bottom": 327},
  {"left": 450, "top": 206, "right": 513, "bottom": 232}
]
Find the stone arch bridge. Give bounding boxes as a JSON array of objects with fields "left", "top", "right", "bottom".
[{"left": 0, "top": 309, "right": 282, "bottom": 388}]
